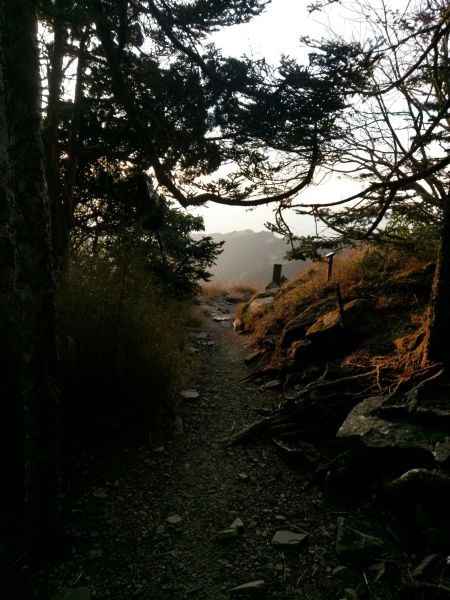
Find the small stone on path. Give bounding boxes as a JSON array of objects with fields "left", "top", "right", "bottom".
[
  {"left": 91, "top": 489, "right": 107, "bottom": 499},
  {"left": 261, "top": 379, "right": 281, "bottom": 390},
  {"left": 179, "top": 389, "right": 200, "bottom": 400},
  {"left": 228, "top": 580, "right": 266, "bottom": 596},
  {"left": 216, "top": 528, "right": 239, "bottom": 543},
  {"left": 238, "top": 473, "right": 249, "bottom": 481},
  {"left": 166, "top": 514, "right": 183, "bottom": 525},
  {"left": 195, "top": 332, "right": 208, "bottom": 339},
  {"left": 230, "top": 517, "right": 244, "bottom": 530},
  {"left": 271, "top": 530, "right": 308, "bottom": 547}
]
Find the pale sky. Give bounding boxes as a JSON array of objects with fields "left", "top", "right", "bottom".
[{"left": 191, "top": 0, "right": 411, "bottom": 235}]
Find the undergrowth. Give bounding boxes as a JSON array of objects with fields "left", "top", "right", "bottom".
[{"left": 57, "top": 253, "right": 192, "bottom": 453}]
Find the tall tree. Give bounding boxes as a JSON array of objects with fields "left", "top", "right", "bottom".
[
  {"left": 0, "top": 0, "right": 58, "bottom": 545},
  {"left": 38, "top": 0, "right": 355, "bottom": 267}
]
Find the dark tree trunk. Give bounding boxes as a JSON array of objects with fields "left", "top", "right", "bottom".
[
  {"left": 64, "top": 33, "right": 87, "bottom": 248},
  {"left": 0, "top": 6, "right": 23, "bottom": 532},
  {"left": 422, "top": 197, "right": 450, "bottom": 369},
  {"left": 44, "top": 17, "right": 67, "bottom": 268},
  {"left": 1, "top": 0, "right": 59, "bottom": 545}
]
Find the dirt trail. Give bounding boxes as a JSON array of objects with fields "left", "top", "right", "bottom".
[{"left": 30, "top": 297, "right": 347, "bottom": 600}]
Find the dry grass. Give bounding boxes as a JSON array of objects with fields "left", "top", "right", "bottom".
[
  {"left": 57, "top": 253, "right": 193, "bottom": 448},
  {"left": 240, "top": 246, "right": 434, "bottom": 351},
  {"left": 200, "top": 281, "right": 258, "bottom": 300}
]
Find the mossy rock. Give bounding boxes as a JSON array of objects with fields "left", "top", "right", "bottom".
[
  {"left": 280, "top": 301, "right": 335, "bottom": 348},
  {"left": 306, "top": 298, "right": 378, "bottom": 342}
]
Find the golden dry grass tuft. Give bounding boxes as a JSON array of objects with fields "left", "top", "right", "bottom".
[
  {"left": 200, "top": 281, "right": 258, "bottom": 300},
  {"left": 57, "top": 253, "right": 194, "bottom": 449}
]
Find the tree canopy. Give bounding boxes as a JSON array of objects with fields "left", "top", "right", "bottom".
[{"left": 272, "top": 0, "right": 450, "bottom": 260}]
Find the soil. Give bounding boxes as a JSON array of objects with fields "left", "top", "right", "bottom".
[{"left": 10, "top": 297, "right": 446, "bottom": 600}]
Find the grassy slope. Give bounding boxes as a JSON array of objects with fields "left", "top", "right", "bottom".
[{"left": 237, "top": 247, "right": 435, "bottom": 375}]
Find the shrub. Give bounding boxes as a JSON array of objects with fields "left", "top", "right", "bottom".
[{"left": 57, "top": 253, "right": 191, "bottom": 452}]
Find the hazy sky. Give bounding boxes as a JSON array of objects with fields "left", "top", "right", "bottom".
[{"left": 191, "top": 0, "right": 410, "bottom": 235}]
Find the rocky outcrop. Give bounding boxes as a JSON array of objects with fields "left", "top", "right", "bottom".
[{"left": 282, "top": 299, "right": 379, "bottom": 362}]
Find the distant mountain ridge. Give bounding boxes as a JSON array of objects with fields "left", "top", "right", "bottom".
[{"left": 196, "top": 229, "right": 307, "bottom": 287}]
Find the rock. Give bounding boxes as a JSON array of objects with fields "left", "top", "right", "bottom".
[
  {"left": 226, "top": 294, "right": 242, "bottom": 304},
  {"left": 271, "top": 530, "right": 308, "bottom": 547},
  {"left": 306, "top": 299, "right": 378, "bottom": 347},
  {"left": 238, "top": 473, "right": 249, "bottom": 481},
  {"left": 280, "top": 314, "right": 318, "bottom": 348},
  {"left": 261, "top": 379, "right": 281, "bottom": 390},
  {"left": 228, "top": 580, "right": 266, "bottom": 596},
  {"left": 244, "top": 350, "right": 265, "bottom": 365},
  {"left": 214, "top": 315, "right": 231, "bottom": 321},
  {"left": 412, "top": 554, "right": 444, "bottom": 579},
  {"left": 336, "top": 517, "right": 384, "bottom": 564},
  {"left": 174, "top": 414, "right": 184, "bottom": 436},
  {"left": 195, "top": 331, "right": 208, "bottom": 340},
  {"left": 179, "top": 389, "right": 200, "bottom": 400},
  {"left": 287, "top": 340, "right": 316, "bottom": 362},
  {"left": 338, "top": 395, "right": 448, "bottom": 467},
  {"left": 51, "top": 588, "right": 91, "bottom": 600},
  {"left": 91, "top": 488, "right": 107, "bottom": 499},
  {"left": 230, "top": 517, "right": 245, "bottom": 531},
  {"left": 166, "top": 514, "right": 183, "bottom": 525},
  {"left": 216, "top": 528, "right": 239, "bottom": 543},
  {"left": 248, "top": 295, "right": 274, "bottom": 313},
  {"left": 339, "top": 299, "right": 379, "bottom": 334}
]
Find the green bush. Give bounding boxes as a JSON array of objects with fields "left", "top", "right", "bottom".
[{"left": 57, "top": 253, "right": 191, "bottom": 451}]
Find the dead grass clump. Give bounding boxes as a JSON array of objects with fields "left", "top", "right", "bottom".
[
  {"left": 231, "top": 283, "right": 258, "bottom": 295},
  {"left": 57, "top": 253, "right": 191, "bottom": 451},
  {"left": 243, "top": 245, "right": 433, "bottom": 352},
  {"left": 200, "top": 281, "right": 258, "bottom": 300}
]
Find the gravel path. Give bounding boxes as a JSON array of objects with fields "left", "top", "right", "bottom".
[{"left": 29, "top": 297, "right": 348, "bottom": 600}]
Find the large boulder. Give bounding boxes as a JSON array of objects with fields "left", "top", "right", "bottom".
[
  {"left": 337, "top": 396, "right": 450, "bottom": 469},
  {"left": 280, "top": 302, "right": 334, "bottom": 348},
  {"left": 306, "top": 299, "right": 378, "bottom": 346}
]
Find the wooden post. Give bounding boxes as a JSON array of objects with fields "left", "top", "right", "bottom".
[
  {"left": 325, "top": 252, "right": 335, "bottom": 282},
  {"left": 272, "top": 263, "right": 282, "bottom": 286},
  {"left": 335, "top": 283, "right": 345, "bottom": 327}
]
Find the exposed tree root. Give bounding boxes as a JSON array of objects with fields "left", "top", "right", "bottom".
[
  {"left": 223, "top": 367, "right": 379, "bottom": 446},
  {"left": 271, "top": 437, "right": 323, "bottom": 467},
  {"left": 228, "top": 347, "right": 449, "bottom": 449}
]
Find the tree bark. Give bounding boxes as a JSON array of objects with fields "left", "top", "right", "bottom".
[
  {"left": 44, "top": 16, "right": 67, "bottom": 268},
  {"left": 0, "top": 5, "right": 23, "bottom": 533},
  {"left": 422, "top": 196, "right": 450, "bottom": 369},
  {"left": 1, "top": 0, "right": 59, "bottom": 545},
  {"left": 64, "top": 32, "right": 87, "bottom": 250}
]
